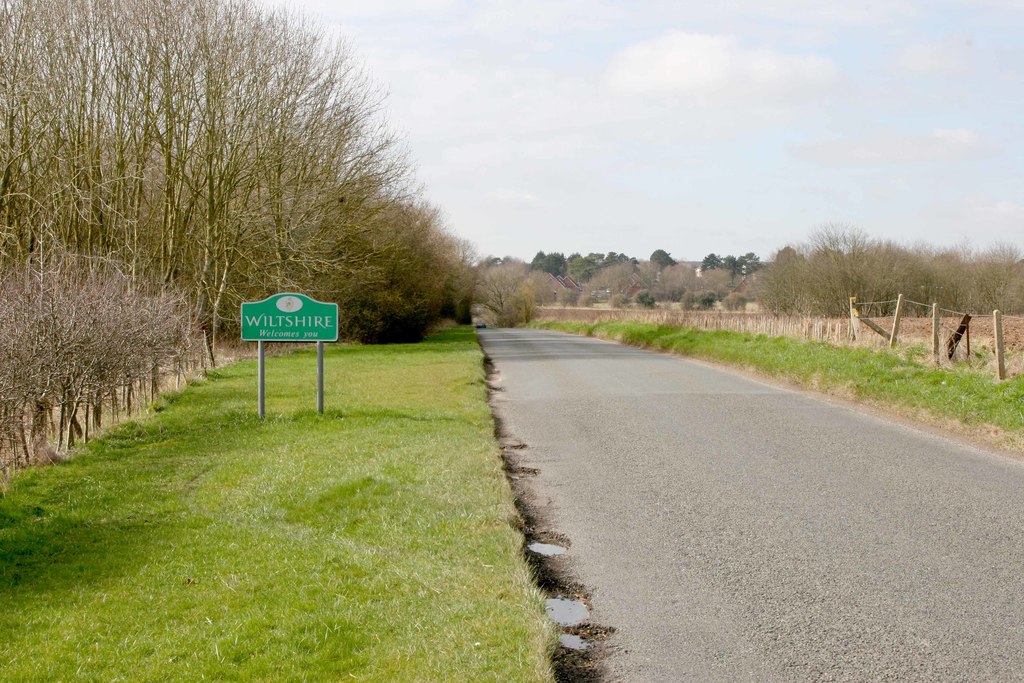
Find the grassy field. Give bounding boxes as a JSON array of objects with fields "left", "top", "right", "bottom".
[
  {"left": 530, "top": 320, "right": 1024, "bottom": 451},
  {"left": 0, "top": 327, "right": 554, "bottom": 682}
]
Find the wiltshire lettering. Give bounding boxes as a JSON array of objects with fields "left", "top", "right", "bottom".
[{"left": 244, "top": 315, "right": 335, "bottom": 328}]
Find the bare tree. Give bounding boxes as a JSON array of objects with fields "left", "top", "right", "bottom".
[
  {"left": 759, "top": 226, "right": 1024, "bottom": 315},
  {"left": 476, "top": 260, "right": 537, "bottom": 327}
]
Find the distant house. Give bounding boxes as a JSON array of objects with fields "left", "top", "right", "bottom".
[
  {"left": 625, "top": 272, "right": 644, "bottom": 299},
  {"left": 546, "top": 273, "right": 583, "bottom": 298}
]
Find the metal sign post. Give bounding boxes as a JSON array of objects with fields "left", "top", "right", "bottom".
[
  {"left": 241, "top": 293, "right": 339, "bottom": 419},
  {"left": 317, "top": 341, "right": 324, "bottom": 413},
  {"left": 257, "top": 340, "right": 266, "bottom": 419}
]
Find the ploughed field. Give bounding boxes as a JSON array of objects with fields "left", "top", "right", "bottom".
[{"left": 896, "top": 314, "right": 1024, "bottom": 352}]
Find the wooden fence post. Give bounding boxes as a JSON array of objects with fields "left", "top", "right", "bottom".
[
  {"left": 849, "top": 296, "right": 859, "bottom": 341},
  {"left": 889, "top": 294, "right": 905, "bottom": 348},
  {"left": 931, "top": 303, "right": 940, "bottom": 363},
  {"left": 994, "top": 310, "right": 1006, "bottom": 381},
  {"left": 947, "top": 314, "right": 972, "bottom": 360}
]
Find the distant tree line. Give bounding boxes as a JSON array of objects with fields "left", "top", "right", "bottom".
[
  {"left": 517, "top": 248, "right": 760, "bottom": 312},
  {"left": 473, "top": 247, "right": 760, "bottom": 324},
  {"left": 530, "top": 250, "right": 638, "bottom": 282},
  {"left": 700, "top": 252, "right": 762, "bottom": 278},
  {"left": 486, "top": 225, "right": 1023, "bottom": 327},
  {"left": 507, "top": 226, "right": 1024, "bottom": 320}
]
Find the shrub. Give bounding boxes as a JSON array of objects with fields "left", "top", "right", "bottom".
[
  {"left": 723, "top": 292, "right": 748, "bottom": 311},
  {"left": 557, "top": 289, "right": 579, "bottom": 307},
  {"left": 681, "top": 290, "right": 718, "bottom": 310},
  {"left": 635, "top": 290, "right": 656, "bottom": 308}
]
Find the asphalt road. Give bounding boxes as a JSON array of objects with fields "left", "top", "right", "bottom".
[{"left": 479, "top": 328, "right": 1024, "bottom": 682}]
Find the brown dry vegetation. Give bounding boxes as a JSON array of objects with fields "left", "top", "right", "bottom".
[{"left": 0, "top": 251, "right": 203, "bottom": 488}]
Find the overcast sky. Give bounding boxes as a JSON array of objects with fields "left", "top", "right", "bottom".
[{"left": 278, "top": 0, "right": 1023, "bottom": 263}]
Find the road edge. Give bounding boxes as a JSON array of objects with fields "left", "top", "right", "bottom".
[{"left": 482, "top": 348, "right": 615, "bottom": 683}]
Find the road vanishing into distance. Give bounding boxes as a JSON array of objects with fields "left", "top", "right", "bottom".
[{"left": 479, "top": 328, "right": 1024, "bottom": 682}]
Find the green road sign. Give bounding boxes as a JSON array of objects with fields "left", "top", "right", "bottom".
[{"left": 241, "top": 293, "right": 338, "bottom": 342}]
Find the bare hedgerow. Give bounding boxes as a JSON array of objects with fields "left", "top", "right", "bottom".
[{"left": 0, "top": 249, "right": 202, "bottom": 488}]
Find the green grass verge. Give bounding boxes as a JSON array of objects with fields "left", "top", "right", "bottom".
[
  {"left": 0, "top": 327, "right": 554, "bottom": 682},
  {"left": 530, "top": 320, "right": 1024, "bottom": 446}
]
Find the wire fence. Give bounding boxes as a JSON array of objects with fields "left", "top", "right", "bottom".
[
  {"left": 852, "top": 297, "right": 1024, "bottom": 324},
  {"left": 539, "top": 296, "right": 1024, "bottom": 380},
  {"left": 847, "top": 295, "right": 1022, "bottom": 376}
]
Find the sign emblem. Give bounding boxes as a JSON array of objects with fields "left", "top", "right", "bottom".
[{"left": 276, "top": 295, "right": 303, "bottom": 313}]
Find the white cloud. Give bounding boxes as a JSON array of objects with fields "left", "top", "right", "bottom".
[
  {"left": 605, "top": 32, "right": 839, "bottom": 104},
  {"left": 627, "top": 0, "right": 917, "bottom": 28},
  {"left": 920, "top": 194, "right": 1024, "bottom": 247},
  {"left": 793, "top": 128, "right": 986, "bottom": 166},
  {"left": 469, "top": 0, "right": 626, "bottom": 36},
  {"left": 964, "top": 0, "right": 1024, "bottom": 9},
  {"left": 964, "top": 196, "right": 1024, "bottom": 220},
  {"left": 896, "top": 37, "right": 974, "bottom": 75},
  {"left": 724, "top": 0, "right": 917, "bottom": 25},
  {"left": 270, "top": 0, "right": 1024, "bottom": 258},
  {"left": 485, "top": 188, "right": 542, "bottom": 207}
]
